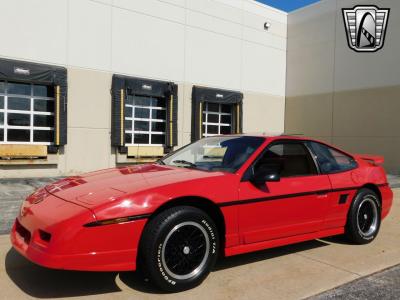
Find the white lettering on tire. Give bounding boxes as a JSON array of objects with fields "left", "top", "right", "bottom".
[
  {"left": 157, "top": 243, "right": 176, "bottom": 285},
  {"left": 157, "top": 219, "right": 217, "bottom": 285},
  {"left": 202, "top": 219, "right": 217, "bottom": 254}
]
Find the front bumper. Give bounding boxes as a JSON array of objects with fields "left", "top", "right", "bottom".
[
  {"left": 10, "top": 219, "right": 146, "bottom": 271},
  {"left": 10, "top": 194, "right": 147, "bottom": 271}
]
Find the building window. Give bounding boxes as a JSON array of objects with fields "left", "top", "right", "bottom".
[
  {"left": 202, "top": 102, "right": 232, "bottom": 137},
  {"left": 124, "top": 95, "right": 166, "bottom": 146},
  {"left": 0, "top": 81, "right": 54, "bottom": 145}
]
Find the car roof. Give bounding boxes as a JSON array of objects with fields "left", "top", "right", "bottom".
[
  {"left": 224, "top": 133, "right": 311, "bottom": 141},
  {"left": 200, "top": 134, "right": 355, "bottom": 159}
]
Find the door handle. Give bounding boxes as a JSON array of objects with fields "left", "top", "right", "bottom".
[
  {"left": 316, "top": 190, "right": 327, "bottom": 195},
  {"left": 316, "top": 191, "right": 328, "bottom": 198}
]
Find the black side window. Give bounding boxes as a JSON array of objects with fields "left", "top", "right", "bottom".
[
  {"left": 254, "top": 142, "right": 318, "bottom": 178},
  {"left": 307, "top": 142, "right": 357, "bottom": 174}
]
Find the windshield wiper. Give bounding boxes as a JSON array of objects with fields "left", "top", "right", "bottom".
[
  {"left": 172, "top": 160, "right": 197, "bottom": 168},
  {"left": 156, "top": 159, "right": 165, "bottom": 165}
]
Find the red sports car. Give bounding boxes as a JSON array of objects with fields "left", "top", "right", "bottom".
[{"left": 11, "top": 135, "right": 393, "bottom": 292}]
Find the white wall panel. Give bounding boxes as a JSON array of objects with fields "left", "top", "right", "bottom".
[
  {"left": 0, "top": 0, "right": 67, "bottom": 65},
  {"left": 92, "top": 0, "right": 113, "bottom": 5},
  {"left": 242, "top": 42, "right": 286, "bottom": 96},
  {"left": 243, "top": 27, "right": 286, "bottom": 50},
  {"left": 186, "top": 0, "right": 242, "bottom": 24},
  {"left": 215, "top": 0, "right": 242, "bottom": 11},
  {"left": 243, "top": 10, "right": 287, "bottom": 38},
  {"left": 111, "top": 7, "right": 185, "bottom": 81},
  {"left": 161, "top": 0, "right": 185, "bottom": 7},
  {"left": 185, "top": 27, "right": 241, "bottom": 90},
  {"left": 243, "top": 0, "right": 287, "bottom": 24},
  {"left": 0, "top": 0, "right": 289, "bottom": 95},
  {"left": 186, "top": 9, "right": 242, "bottom": 39},
  {"left": 114, "top": 0, "right": 185, "bottom": 24},
  {"left": 68, "top": 0, "right": 112, "bottom": 70}
]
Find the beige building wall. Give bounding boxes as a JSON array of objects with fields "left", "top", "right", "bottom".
[
  {"left": 0, "top": 0, "right": 287, "bottom": 178},
  {"left": 286, "top": 0, "right": 400, "bottom": 174},
  {"left": 65, "top": 68, "right": 115, "bottom": 174}
]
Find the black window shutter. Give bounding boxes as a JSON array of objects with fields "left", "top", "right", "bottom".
[
  {"left": 231, "top": 102, "right": 243, "bottom": 134},
  {"left": 54, "top": 68, "right": 68, "bottom": 147},
  {"left": 191, "top": 87, "right": 202, "bottom": 142},
  {"left": 111, "top": 75, "right": 125, "bottom": 148},
  {"left": 165, "top": 83, "right": 178, "bottom": 150}
]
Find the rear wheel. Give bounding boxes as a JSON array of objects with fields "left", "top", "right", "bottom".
[
  {"left": 139, "top": 206, "right": 219, "bottom": 292},
  {"left": 345, "top": 188, "right": 381, "bottom": 244}
]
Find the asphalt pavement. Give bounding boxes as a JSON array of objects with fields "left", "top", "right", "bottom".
[{"left": 310, "top": 264, "right": 400, "bottom": 300}]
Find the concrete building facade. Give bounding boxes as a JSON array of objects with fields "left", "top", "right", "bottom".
[
  {"left": 0, "top": 0, "right": 287, "bottom": 178},
  {"left": 285, "top": 0, "right": 400, "bottom": 174},
  {"left": 0, "top": 0, "right": 399, "bottom": 178}
]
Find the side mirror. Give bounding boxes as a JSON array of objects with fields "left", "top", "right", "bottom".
[{"left": 251, "top": 168, "right": 280, "bottom": 184}]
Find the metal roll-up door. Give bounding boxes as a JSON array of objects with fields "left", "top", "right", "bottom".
[
  {"left": 111, "top": 75, "right": 178, "bottom": 155},
  {"left": 191, "top": 86, "right": 243, "bottom": 142},
  {"left": 0, "top": 58, "right": 67, "bottom": 154}
]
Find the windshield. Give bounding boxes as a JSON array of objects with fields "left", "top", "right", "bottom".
[{"left": 161, "top": 136, "right": 265, "bottom": 173}]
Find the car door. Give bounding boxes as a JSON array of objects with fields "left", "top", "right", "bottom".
[
  {"left": 306, "top": 141, "right": 359, "bottom": 230},
  {"left": 237, "top": 140, "right": 332, "bottom": 244}
]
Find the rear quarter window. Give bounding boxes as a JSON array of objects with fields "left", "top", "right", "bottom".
[{"left": 307, "top": 142, "right": 357, "bottom": 174}]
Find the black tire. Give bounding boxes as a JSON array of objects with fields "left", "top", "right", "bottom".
[
  {"left": 345, "top": 188, "right": 381, "bottom": 244},
  {"left": 139, "top": 206, "right": 219, "bottom": 292}
]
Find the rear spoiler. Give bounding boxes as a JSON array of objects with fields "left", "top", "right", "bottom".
[{"left": 354, "top": 154, "right": 384, "bottom": 165}]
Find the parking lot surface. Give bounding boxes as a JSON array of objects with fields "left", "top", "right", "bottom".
[
  {"left": 0, "top": 190, "right": 399, "bottom": 300},
  {"left": 311, "top": 264, "right": 400, "bottom": 300},
  {"left": 0, "top": 178, "right": 59, "bottom": 235}
]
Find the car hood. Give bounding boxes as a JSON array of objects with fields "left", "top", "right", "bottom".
[{"left": 45, "top": 164, "right": 218, "bottom": 207}]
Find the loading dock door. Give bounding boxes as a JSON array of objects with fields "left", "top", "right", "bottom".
[
  {"left": 111, "top": 75, "right": 178, "bottom": 157},
  {"left": 0, "top": 58, "right": 67, "bottom": 157},
  {"left": 191, "top": 86, "right": 243, "bottom": 142}
]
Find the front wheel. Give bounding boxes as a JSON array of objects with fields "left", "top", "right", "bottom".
[
  {"left": 139, "top": 206, "right": 219, "bottom": 292},
  {"left": 345, "top": 188, "right": 381, "bottom": 244}
]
